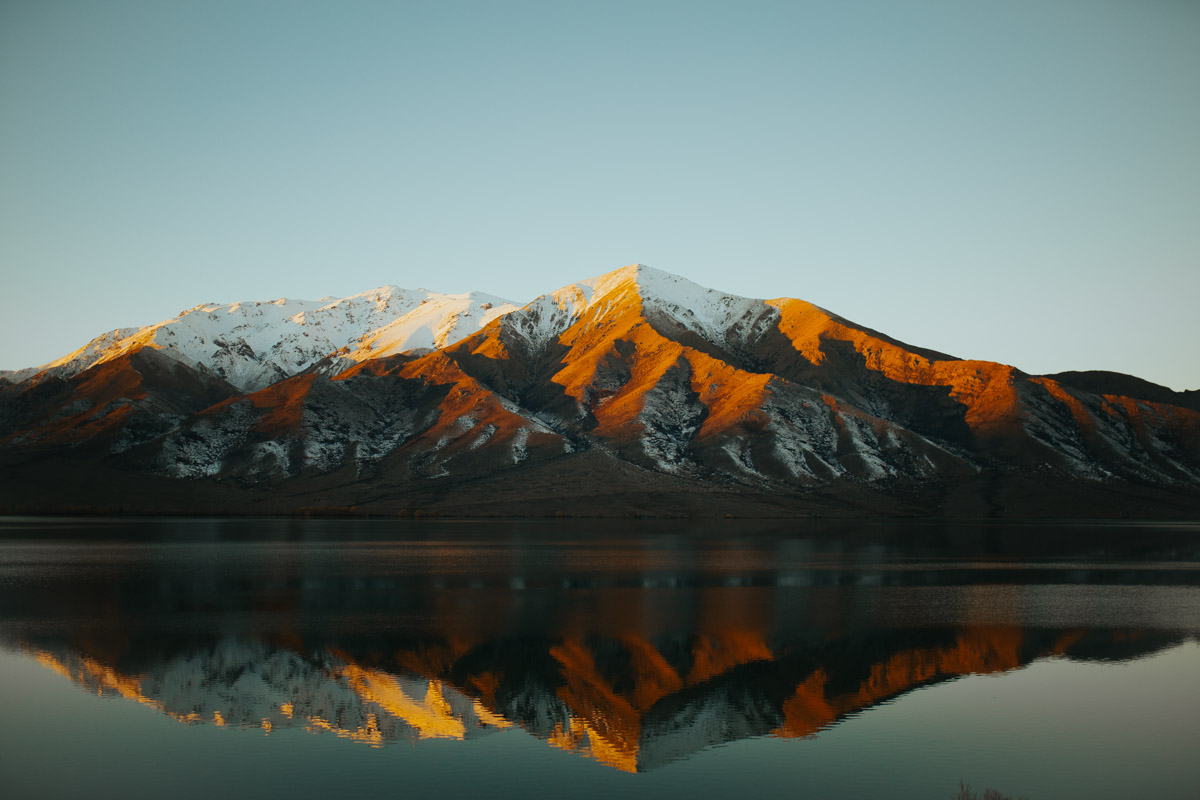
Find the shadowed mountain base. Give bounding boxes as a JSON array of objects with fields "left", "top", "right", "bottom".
[{"left": 3, "top": 449, "right": 1198, "bottom": 518}]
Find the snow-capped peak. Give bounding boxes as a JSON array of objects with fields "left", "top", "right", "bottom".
[
  {"left": 501, "top": 264, "right": 771, "bottom": 352},
  {"left": 2, "top": 264, "right": 769, "bottom": 390},
  {"left": 7, "top": 285, "right": 519, "bottom": 392}
]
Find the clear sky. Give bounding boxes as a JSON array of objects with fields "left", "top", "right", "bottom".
[{"left": 2, "top": 0, "right": 1197, "bottom": 389}]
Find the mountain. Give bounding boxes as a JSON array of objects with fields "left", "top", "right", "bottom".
[
  {"left": 1044, "top": 370, "right": 1200, "bottom": 413},
  {"left": 2, "top": 264, "right": 1198, "bottom": 516}
]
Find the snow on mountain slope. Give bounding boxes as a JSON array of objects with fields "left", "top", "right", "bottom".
[
  {"left": 634, "top": 265, "right": 778, "bottom": 345},
  {"left": 343, "top": 291, "right": 516, "bottom": 361},
  {"left": 4, "top": 287, "right": 518, "bottom": 392},
  {"left": 1, "top": 327, "right": 143, "bottom": 385},
  {"left": 0, "top": 264, "right": 789, "bottom": 395}
]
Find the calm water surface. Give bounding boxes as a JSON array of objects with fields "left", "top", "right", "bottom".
[{"left": 1, "top": 517, "right": 1198, "bottom": 799}]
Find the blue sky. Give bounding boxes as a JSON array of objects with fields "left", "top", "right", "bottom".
[{"left": 2, "top": 0, "right": 1198, "bottom": 388}]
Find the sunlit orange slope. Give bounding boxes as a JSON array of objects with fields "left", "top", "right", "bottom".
[
  {"left": 410, "top": 265, "right": 976, "bottom": 481},
  {"left": 0, "top": 348, "right": 238, "bottom": 449}
]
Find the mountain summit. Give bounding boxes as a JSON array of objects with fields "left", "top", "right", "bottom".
[
  {"left": 1, "top": 286, "right": 519, "bottom": 392},
  {"left": 2, "top": 265, "right": 1198, "bottom": 517}
]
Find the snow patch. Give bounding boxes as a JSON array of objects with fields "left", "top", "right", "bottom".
[
  {"left": 634, "top": 265, "right": 775, "bottom": 346},
  {"left": 637, "top": 363, "right": 704, "bottom": 471},
  {"left": 512, "top": 427, "right": 530, "bottom": 463},
  {"left": 469, "top": 424, "right": 498, "bottom": 450}
]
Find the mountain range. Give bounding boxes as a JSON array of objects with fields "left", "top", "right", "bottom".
[{"left": 2, "top": 264, "right": 1198, "bottom": 516}]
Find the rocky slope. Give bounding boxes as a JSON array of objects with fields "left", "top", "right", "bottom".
[{"left": 2, "top": 265, "right": 1198, "bottom": 516}]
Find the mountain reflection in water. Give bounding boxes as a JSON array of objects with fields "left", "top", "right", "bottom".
[
  {"left": 20, "top": 627, "right": 1189, "bottom": 772},
  {"left": 2, "top": 518, "right": 1199, "bottom": 774}
]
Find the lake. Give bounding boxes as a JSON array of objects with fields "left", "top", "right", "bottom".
[{"left": 1, "top": 517, "right": 1198, "bottom": 799}]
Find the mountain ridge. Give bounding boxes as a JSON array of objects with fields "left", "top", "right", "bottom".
[
  {"left": 0, "top": 285, "right": 521, "bottom": 392},
  {"left": 2, "top": 265, "right": 1198, "bottom": 516}
]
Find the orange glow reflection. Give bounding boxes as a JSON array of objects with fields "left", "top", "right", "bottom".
[{"left": 23, "top": 624, "right": 1154, "bottom": 773}]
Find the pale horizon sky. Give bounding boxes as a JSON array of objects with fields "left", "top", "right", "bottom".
[{"left": 2, "top": 0, "right": 1198, "bottom": 389}]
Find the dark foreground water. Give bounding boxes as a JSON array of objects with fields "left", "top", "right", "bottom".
[{"left": 0, "top": 517, "right": 1198, "bottom": 799}]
